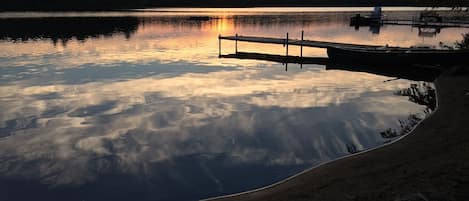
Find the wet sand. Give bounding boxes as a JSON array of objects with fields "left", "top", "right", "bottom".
[{"left": 206, "top": 65, "right": 469, "bottom": 201}]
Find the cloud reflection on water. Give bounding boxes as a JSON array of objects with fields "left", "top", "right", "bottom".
[{"left": 0, "top": 65, "right": 426, "bottom": 200}]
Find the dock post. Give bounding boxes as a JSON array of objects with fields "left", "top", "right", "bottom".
[
  {"left": 285, "top": 32, "right": 289, "bottom": 71},
  {"left": 300, "top": 30, "right": 304, "bottom": 58},
  {"left": 285, "top": 32, "right": 289, "bottom": 57},
  {"left": 218, "top": 34, "right": 221, "bottom": 57},
  {"left": 235, "top": 33, "right": 238, "bottom": 54},
  {"left": 300, "top": 30, "right": 304, "bottom": 69}
]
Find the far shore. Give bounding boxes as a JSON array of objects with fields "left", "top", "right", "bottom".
[
  {"left": 205, "top": 65, "right": 469, "bottom": 201},
  {"left": 1, "top": 4, "right": 468, "bottom": 12}
]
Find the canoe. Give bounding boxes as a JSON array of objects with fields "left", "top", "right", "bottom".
[{"left": 327, "top": 46, "right": 469, "bottom": 65}]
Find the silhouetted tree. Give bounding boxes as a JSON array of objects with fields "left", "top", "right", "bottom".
[
  {"left": 456, "top": 32, "right": 469, "bottom": 49},
  {"left": 380, "top": 114, "right": 423, "bottom": 139},
  {"left": 394, "top": 83, "right": 436, "bottom": 114},
  {"left": 346, "top": 144, "right": 359, "bottom": 154},
  {"left": 381, "top": 83, "right": 436, "bottom": 140}
]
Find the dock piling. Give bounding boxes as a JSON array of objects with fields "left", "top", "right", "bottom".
[
  {"left": 218, "top": 34, "right": 221, "bottom": 56},
  {"left": 285, "top": 32, "right": 289, "bottom": 57},
  {"left": 300, "top": 30, "right": 304, "bottom": 69},
  {"left": 235, "top": 33, "right": 238, "bottom": 54},
  {"left": 300, "top": 30, "right": 304, "bottom": 58}
]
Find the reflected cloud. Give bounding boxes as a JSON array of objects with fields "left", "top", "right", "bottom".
[{"left": 0, "top": 66, "right": 426, "bottom": 194}]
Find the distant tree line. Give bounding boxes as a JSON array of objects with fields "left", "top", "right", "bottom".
[
  {"left": 2, "top": 0, "right": 468, "bottom": 11},
  {"left": 0, "top": 17, "right": 139, "bottom": 46},
  {"left": 419, "top": 0, "right": 469, "bottom": 8},
  {"left": 2, "top": 0, "right": 144, "bottom": 11}
]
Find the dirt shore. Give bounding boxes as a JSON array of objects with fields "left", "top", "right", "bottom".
[{"left": 206, "top": 65, "right": 469, "bottom": 201}]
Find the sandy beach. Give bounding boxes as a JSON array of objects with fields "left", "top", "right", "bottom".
[{"left": 206, "top": 65, "right": 469, "bottom": 201}]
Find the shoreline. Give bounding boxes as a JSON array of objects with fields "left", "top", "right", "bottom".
[{"left": 204, "top": 65, "right": 469, "bottom": 201}]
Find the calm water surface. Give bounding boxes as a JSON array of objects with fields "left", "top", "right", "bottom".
[{"left": 0, "top": 8, "right": 466, "bottom": 201}]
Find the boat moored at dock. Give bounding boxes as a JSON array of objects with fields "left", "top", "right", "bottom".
[{"left": 327, "top": 46, "right": 469, "bottom": 65}]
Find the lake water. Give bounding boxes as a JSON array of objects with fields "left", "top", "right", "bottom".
[{"left": 0, "top": 8, "right": 466, "bottom": 201}]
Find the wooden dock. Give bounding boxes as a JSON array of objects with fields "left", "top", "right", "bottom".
[
  {"left": 219, "top": 34, "right": 381, "bottom": 50},
  {"left": 381, "top": 19, "right": 469, "bottom": 28},
  {"left": 218, "top": 32, "right": 385, "bottom": 61}
]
